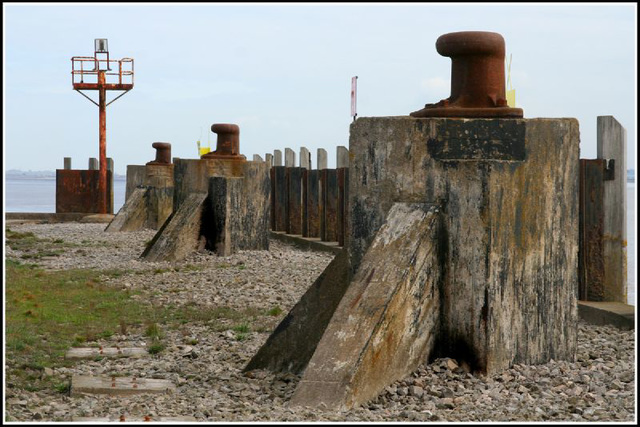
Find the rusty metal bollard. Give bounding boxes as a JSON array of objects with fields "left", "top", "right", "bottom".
[
  {"left": 146, "top": 142, "right": 172, "bottom": 165},
  {"left": 201, "top": 123, "right": 247, "bottom": 160},
  {"left": 410, "top": 31, "right": 523, "bottom": 118}
]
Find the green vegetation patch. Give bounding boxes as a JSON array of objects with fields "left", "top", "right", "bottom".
[{"left": 5, "top": 259, "right": 150, "bottom": 392}]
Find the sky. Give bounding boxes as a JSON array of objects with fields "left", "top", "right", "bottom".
[{"left": 3, "top": 2, "right": 637, "bottom": 175}]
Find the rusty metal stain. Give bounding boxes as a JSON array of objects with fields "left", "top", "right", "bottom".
[
  {"left": 56, "top": 169, "right": 113, "bottom": 214},
  {"left": 286, "top": 167, "right": 304, "bottom": 235},
  {"left": 322, "top": 169, "right": 339, "bottom": 242},
  {"left": 411, "top": 31, "right": 523, "bottom": 118},
  {"left": 578, "top": 159, "right": 606, "bottom": 301}
]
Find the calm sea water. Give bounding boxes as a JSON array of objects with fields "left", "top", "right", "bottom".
[{"left": 3, "top": 177, "right": 637, "bottom": 305}]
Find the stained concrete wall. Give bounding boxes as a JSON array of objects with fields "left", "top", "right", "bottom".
[
  {"left": 207, "top": 162, "right": 270, "bottom": 256},
  {"left": 125, "top": 165, "right": 147, "bottom": 201},
  {"left": 348, "top": 117, "right": 579, "bottom": 373},
  {"left": 173, "top": 158, "right": 246, "bottom": 210}
]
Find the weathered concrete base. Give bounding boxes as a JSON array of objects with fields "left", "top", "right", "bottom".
[
  {"left": 141, "top": 160, "right": 270, "bottom": 260},
  {"left": 290, "top": 203, "right": 442, "bottom": 410},
  {"left": 70, "top": 375, "right": 175, "bottom": 397},
  {"left": 249, "top": 116, "right": 580, "bottom": 411},
  {"left": 140, "top": 192, "right": 207, "bottom": 262},
  {"left": 205, "top": 162, "right": 270, "bottom": 256},
  {"left": 578, "top": 301, "right": 635, "bottom": 330}
]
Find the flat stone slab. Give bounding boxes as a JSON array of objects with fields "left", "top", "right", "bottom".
[
  {"left": 72, "top": 416, "right": 197, "bottom": 422},
  {"left": 71, "top": 375, "right": 175, "bottom": 397},
  {"left": 65, "top": 347, "right": 148, "bottom": 360},
  {"left": 79, "top": 214, "right": 116, "bottom": 223},
  {"left": 578, "top": 301, "right": 635, "bottom": 330},
  {"left": 270, "top": 231, "right": 342, "bottom": 254}
]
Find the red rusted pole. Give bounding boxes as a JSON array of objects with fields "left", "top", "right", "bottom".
[{"left": 98, "top": 70, "right": 107, "bottom": 214}]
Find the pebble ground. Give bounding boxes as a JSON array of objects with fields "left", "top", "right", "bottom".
[{"left": 4, "top": 222, "right": 636, "bottom": 422}]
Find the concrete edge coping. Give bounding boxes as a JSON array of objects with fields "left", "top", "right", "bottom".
[
  {"left": 5, "top": 212, "right": 115, "bottom": 224},
  {"left": 269, "top": 231, "right": 342, "bottom": 255},
  {"left": 578, "top": 301, "right": 635, "bottom": 330}
]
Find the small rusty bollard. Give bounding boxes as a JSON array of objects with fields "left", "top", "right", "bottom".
[
  {"left": 146, "top": 142, "right": 172, "bottom": 165},
  {"left": 201, "top": 123, "right": 247, "bottom": 160},
  {"left": 410, "top": 31, "right": 523, "bottom": 118},
  {"left": 143, "top": 415, "right": 152, "bottom": 422},
  {"left": 119, "top": 415, "right": 126, "bottom": 422}
]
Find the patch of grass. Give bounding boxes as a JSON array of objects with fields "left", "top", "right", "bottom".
[
  {"left": 5, "top": 259, "right": 151, "bottom": 392},
  {"left": 144, "top": 322, "right": 164, "bottom": 339},
  {"left": 55, "top": 381, "right": 71, "bottom": 394},
  {"left": 147, "top": 341, "right": 166, "bottom": 355},
  {"left": 233, "top": 324, "right": 250, "bottom": 333},
  {"left": 267, "top": 306, "right": 283, "bottom": 317}
]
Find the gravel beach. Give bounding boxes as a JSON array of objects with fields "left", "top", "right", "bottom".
[{"left": 4, "top": 222, "right": 637, "bottom": 423}]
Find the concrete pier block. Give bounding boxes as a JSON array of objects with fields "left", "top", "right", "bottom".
[
  {"left": 207, "top": 162, "right": 270, "bottom": 256},
  {"left": 249, "top": 116, "right": 580, "bottom": 412},
  {"left": 64, "top": 157, "right": 72, "bottom": 170},
  {"left": 348, "top": 117, "right": 579, "bottom": 373},
  {"left": 172, "top": 158, "right": 246, "bottom": 211}
]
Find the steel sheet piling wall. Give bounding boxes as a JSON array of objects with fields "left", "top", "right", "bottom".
[{"left": 267, "top": 147, "right": 349, "bottom": 245}]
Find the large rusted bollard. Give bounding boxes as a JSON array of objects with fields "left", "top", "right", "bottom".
[
  {"left": 411, "top": 31, "right": 523, "bottom": 118},
  {"left": 146, "top": 142, "right": 172, "bottom": 165},
  {"left": 201, "top": 123, "right": 247, "bottom": 160}
]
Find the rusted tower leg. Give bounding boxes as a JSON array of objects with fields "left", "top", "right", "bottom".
[{"left": 98, "top": 70, "right": 108, "bottom": 214}]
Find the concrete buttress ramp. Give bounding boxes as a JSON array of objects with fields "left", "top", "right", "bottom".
[
  {"left": 289, "top": 203, "right": 442, "bottom": 410},
  {"left": 140, "top": 192, "right": 207, "bottom": 262},
  {"left": 105, "top": 187, "right": 149, "bottom": 232}
]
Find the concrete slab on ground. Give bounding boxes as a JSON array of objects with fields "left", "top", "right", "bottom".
[
  {"left": 270, "top": 231, "right": 341, "bottom": 254},
  {"left": 71, "top": 375, "right": 175, "bottom": 397},
  {"left": 65, "top": 347, "right": 148, "bottom": 360},
  {"left": 578, "top": 301, "right": 635, "bottom": 330},
  {"left": 71, "top": 416, "right": 197, "bottom": 422}
]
